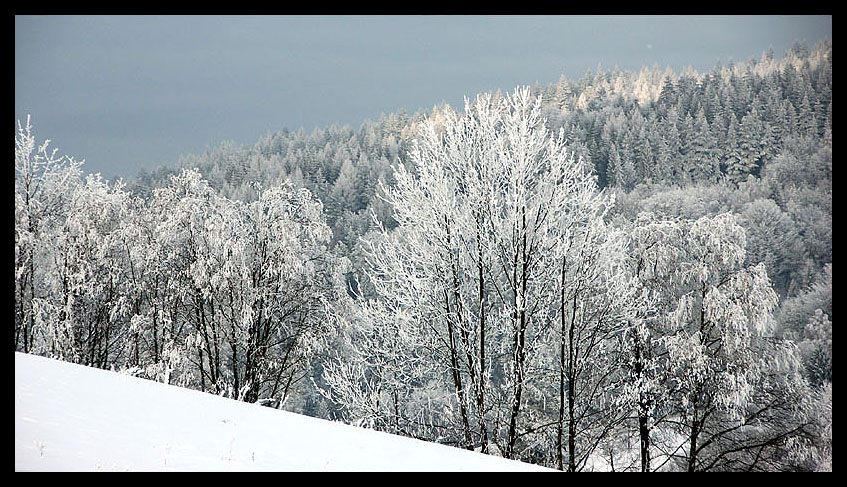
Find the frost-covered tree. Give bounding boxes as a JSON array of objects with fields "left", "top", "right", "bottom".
[
  {"left": 223, "top": 181, "right": 348, "bottom": 405},
  {"left": 549, "top": 195, "right": 632, "bottom": 471},
  {"left": 614, "top": 212, "right": 689, "bottom": 472},
  {"left": 15, "top": 116, "right": 82, "bottom": 355},
  {"left": 660, "top": 213, "right": 807, "bottom": 471},
  {"left": 46, "top": 174, "right": 132, "bottom": 367},
  {"left": 323, "top": 87, "right": 631, "bottom": 469},
  {"left": 686, "top": 108, "right": 720, "bottom": 183},
  {"left": 738, "top": 198, "right": 807, "bottom": 298},
  {"left": 613, "top": 212, "right": 809, "bottom": 472},
  {"left": 786, "top": 381, "right": 832, "bottom": 471},
  {"left": 123, "top": 168, "right": 220, "bottom": 387},
  {"left": 773, "top": 263, "right": 832, "bottom": 389},
  {"left": 133, "top": 169, "right": 348, "bottom": 404}
]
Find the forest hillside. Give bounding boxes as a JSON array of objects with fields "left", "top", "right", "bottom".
[{"left": 15, "top": 40, "right": 831, "bottom": 471}]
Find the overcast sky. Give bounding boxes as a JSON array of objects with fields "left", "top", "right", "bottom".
[{"left": 15, "top": 15, "right": 832, "bottom": 180}]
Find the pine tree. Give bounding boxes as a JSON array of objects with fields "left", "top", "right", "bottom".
[
  {"left": 722, "top": 112, "right": 743, "bottom": 182},
  {"left": 606, "top": 142, "right": 622, "bottom": 188},
  {"left": 658, "top": 76, "right": 676, "bottom": 108},
  {"left": 736, "top": 107, "right": 765, "bottom": 180},
  {"left": 687, "top": 108, "right": 719, "bottom": 182}
]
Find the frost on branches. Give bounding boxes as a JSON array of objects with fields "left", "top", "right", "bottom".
[
  {"left": 15, "top": 116, "right": 83, "bottom": 356},
  {"left": 616, "top": 211, "right": 810, "bottom": 471},
  {"left": 122, "top": 168, "right": 348, "bottom": 404},
  {"left": 321, "top": 87, "right": 633, "bottom": 469},
  {"left": 15, "top": 77, "right": 824, "bottom": 472},
  {"left": 15, "top": 117, "right": 348, "bottom": 412}
]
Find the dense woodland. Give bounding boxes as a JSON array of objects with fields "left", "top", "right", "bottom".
[{"left": 15, "top": 41, "right": 831, "bottom": 471}]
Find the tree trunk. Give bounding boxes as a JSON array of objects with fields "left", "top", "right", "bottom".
[
  {"left": 444, "top": 289, "right": 474, "bottom": 450},
  {"left": 198, "top": 347, "right": 206, "bottom": 392},
  {"left": 687, "top": 408, "right": 699, "bottom": 472},
  {"left": 634, "top": 340, "right": 651, "bottom": 472},
  {"left": 557, "top": 258, "right": 566, "bottom": 471},
  {"left": 443, "top": 217, "right": 474, "bottom": 450},
  {"left": 567, "top": 289, "right": 579, "bottom": 472},
  {"left": 476, "top": 219, "right": 488, "bottom": 452},
  {"left": 507, "top": 209, "right": 528, "bottom": 460},
  {"left": 639, "top": 410, "right": 651, "bottom": 472}
]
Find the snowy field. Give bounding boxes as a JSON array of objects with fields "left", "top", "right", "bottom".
[{"left": 15, "top": 352, "right": 554, "bottom": 472}]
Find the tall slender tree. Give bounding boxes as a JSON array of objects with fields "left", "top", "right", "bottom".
[{"left": 15, "top": 116, "right": 82, "bottom": 355}]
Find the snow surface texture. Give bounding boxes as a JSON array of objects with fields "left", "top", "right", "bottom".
[{"left": 15, "top": 353, "right": 553, "bottom": 472}]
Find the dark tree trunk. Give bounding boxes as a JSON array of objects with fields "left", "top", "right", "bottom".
[
  {"left": 567, "top": 289, "right": 579, "bottom": 472},
  {"left": 557, "top": 258, "right": 567, "bottom": 471}
]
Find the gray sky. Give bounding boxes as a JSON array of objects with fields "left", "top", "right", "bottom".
[{"left": 15, "top": 15, "right": 832, "bottom": 180}]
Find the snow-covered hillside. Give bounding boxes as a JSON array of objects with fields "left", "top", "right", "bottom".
[{"left": 15, "top": 352, "right": 554, "bottom": 472}]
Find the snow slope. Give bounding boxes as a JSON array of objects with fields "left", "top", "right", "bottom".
[{"left": 15, "top": 352, "right": 554, "bottom": 472}]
